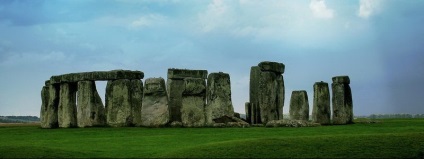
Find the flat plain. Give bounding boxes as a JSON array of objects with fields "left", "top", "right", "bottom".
[{"left": 0, "top": 119, "right": 423, "bottom": 158}]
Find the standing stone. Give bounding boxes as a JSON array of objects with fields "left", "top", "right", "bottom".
[
  {"left": 58, "top": 83, "right": 78, "bottom": 128},
  {"left": 258, "top": 71, "right": 278, "bottom": 123},
  {"left": 77, "top": 81, "right": 106, "bottom": 127},
  {"left": 105, "top": 79, "right": 143, "bottom": 127},
  {"left": 289, "top": 90, "right": 309, "bottom": 121},
  {"left": 312, "top": 82, "right": 331, "bottom": 125},
  {"left": 332, "top": 76, "right": 353, "bottom": 125},
  {"left": 206, "top": 72, "right": 234, "bottom": 125},
  {"left": 276, "top": 75, "right": 285, "bottom": 119},
  {"left": 141, "top": 78, "right": 169, "bottom": 127},
  {"left": 245, "top": 102, "right": 251, "bottom": 123},
  {"left": 167, "top": 79, "right": 185, "bottom": 122},
  {"left": 249, "top": 66, "right": 261, "bottom": 124},
  {"left": 181, "top": 78, "right": 206, "bottom": 127},
  {"left": 41, "top": 80, "right": 59, "bottom": 128}
]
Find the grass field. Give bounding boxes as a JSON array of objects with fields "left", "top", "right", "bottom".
[{"left": 1, "top": 119, "right": 423, "bottom": 158}]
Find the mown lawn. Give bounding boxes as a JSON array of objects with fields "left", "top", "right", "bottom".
[{"left": 0, "top": 119, "right": 423, "bottom": 158}]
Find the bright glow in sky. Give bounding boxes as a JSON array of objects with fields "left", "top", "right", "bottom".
[{"left": 1, "top": 0, "right": 424, "bottom": 116}]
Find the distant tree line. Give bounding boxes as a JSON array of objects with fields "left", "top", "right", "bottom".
[
  {"left": 369, "top": 114, "right": 424, "bottom": 119},
  {"left": 0, "top": 116, "right": 40, "bottom": 123}
]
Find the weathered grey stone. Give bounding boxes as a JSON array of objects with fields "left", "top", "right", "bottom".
[
  {"left": 312, "top": 82, "right": 331, "bottom": 125},
  {"left": 181, "top": 78, "right": 206, "bottom": 127},
  {"left": 141, "top": 78, "right": 169, "bottom": 127},
  {"left": 332, "top": 76, "right": 353, "bottom": 125},
  {"left": 58, "top": 83, "right": 78, "bottom": 128},
  {"left": 50, "top": 70, "right": 144, "bottom": 84},
  {"left": 40, "top": 85, "right": 56, "bottom": 128},
  {"left": 206, "top": 72, "right": 234, "bottom": 124},
  {"left": 258, "top": 71, "right": 279, "bottom": 123},
  {"left": 265, "top": 120, "right": 320, "bottom": 127},
  {"left": 42, "top": 84, "right": 59, "bottom": 128},
  {"left": 245, "top": 102, "right": 251, "bottom": 123},
  {"left": 289, "top": 90, "right": 309, "bottom": 121},
  {"left": 332, "top": 76, "right": 350, "bottom": 84},
  {"left": 77, "top": 81, "right": 106, "bottom": 127},
  {"left": 105, "top": 79, "right": 143, "bottom": 127},
  {"left": 258, "top": 61, "right": 285, "bottom": 74},
  {"left": 167, "top": 69, "right": 208, "bottom": 79},
  {"left": 249, "top": 66, "right": 261, "bottom": 124},
  {"left": 167, "top": 78, "right": 184, "bottom": 122},
  {"left": 276, "top": 74, "right": 285, "bottom": 120}
]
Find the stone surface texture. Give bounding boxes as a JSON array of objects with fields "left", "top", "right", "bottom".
[
  {"left": 181, "top": 78, "right": 206, "bottom": 127},
  {"left": 141, "top": 78, "right": 169, "bottom": 127},
  {"left": 167, "top": 69, "right": 208, "bottom": 79},
  {"left": 206, "top": 72, "right": 234, "bottom": 124},
  {"left": 258, "top": 61, "right": 285, "bottom": 74},
  {"left": 77, "top": 81, "right": 106, "bottom": 127},
  {"left": 332, "top": 76, "right": 353, "bottom": 125},
  {"left": 50, "top": 70, "right": 144, "bottom": 84},
  {"left": 105, "top": 79, "right": 143, "bottom": 127},
  {"left": 312, "top": 82, "right": 331, "bottom": 125},
  {"left": 167, "top": 79, "right": 185, "bottom": 122},
  {"left": 58, "top": 83, "right": 78, "bottom": 128},
  {"left": 289, "top": 90, "right": 309, "bottom": 121}
]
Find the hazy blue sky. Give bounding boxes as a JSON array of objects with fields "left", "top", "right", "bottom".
[{"left": 1, "top": 0, "right": 423, "bottom": 116}]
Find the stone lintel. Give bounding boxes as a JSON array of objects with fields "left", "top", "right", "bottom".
[
  {"left": 50, "top": 70, "right": 144, "bottom": 84},
  {"left": 332, "top": 76, "right": 350, "bottom": 84},
  {"left": 167, "top": 68, "right": 208, "bottom": 79},
  {"left": 258, "top": 61, "right": 285, "bottom": 74}
]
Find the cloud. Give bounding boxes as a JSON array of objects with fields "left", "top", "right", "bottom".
[
  {"left": 358, "top": 0, "right": 380, "bottom": 19},
  {"left": 129, "top": 14, "right": 167, "bottom": 29},
  {"left": 198, "top": 0, "right": 231, "bottom": 32},
  {"left": 309, "top": 0, "right": 334, "bottom": 19}
]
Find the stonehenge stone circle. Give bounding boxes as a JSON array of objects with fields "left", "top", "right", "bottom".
[
  {"left": 141, "top": 78, "right": 169, "bottom": 127},
  {"left": 312, "top": 82, "right": 331, "bottom": 125},
  {"left": 41, "top": 70, "right": 144, "bottom": 128},
  {"left": 206, "top": 72, "right": 234, "bottom": 125},
  {"left": 289, "top": 90, "right": 309, "bottom": 121},
  {"left": 167, "top": 69, "right": 208, "bottom": 127},
  {"left": 332, "top": 76, "right": 353, "bottom": 125},
  {"left": 77, "top": 81, "right": 106, "bottom": 127},
  {"left": 58, "top": 82, "right": 78, "bottom": 128},
  {"left": 105, "top": 79, "right": 143, "bottom": 127},
  {"left": 247, "top": 61, "right": 285, "bottom": 124}
]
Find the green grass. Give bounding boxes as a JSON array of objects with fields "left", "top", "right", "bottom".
[{"left": 1, "top": 119, "right": 424, "bottom": 158}]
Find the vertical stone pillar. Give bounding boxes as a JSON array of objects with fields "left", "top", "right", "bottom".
[
  {"left": 249, "top": 61, "right": 285, "bottom": 124},
  {"left": 77, "top": 81, "right": 106, "bottom": 127},
  {"left": 105, "top": 79, "right": 143, "bottom": 127},
  {"left": 141, "top": 78, "right": 169, "bottom": 127},
  {"left": 206, "top": 72, "right": 234, "bottom": 125},
  {"left": 58, "top": 82, "right": 78, "bottom": 128},
  {"left": 167, "top": 79, "right": 185, "bottom": 122},
  {"left": 289, "top": 90, "right": 309, "bottom": 121},
  {"left": 249, "top": 66, "right": 261, "bottom": 124},
  {"left": 181, "top": 78, "right": 206, "bottom": 127},
  {"left": 40, "top": 80, "right": 59, "bottom": 128},
  {"left": 312, "top": 82, "right": 330, "bottom": 125},
  {"left": 245, "top": 102, "right": 251, "bottom": 123},
  {"left": 332, "top": 76, "right": 353, "bottom": 125}
]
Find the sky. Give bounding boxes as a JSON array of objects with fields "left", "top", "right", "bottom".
[{"left": 1, "top": 0, "right": 424, "bottom": 117}]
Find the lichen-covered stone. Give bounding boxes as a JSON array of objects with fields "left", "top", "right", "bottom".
[
  {"left": 312, "top": 82, "right": 331, "bottom": 125},
  {"left": 167, "top": 69, "right": 208, "bottom": 79},
  {"left": 105, "top": 79, "right": 143, "bottom": 127},
  {"left": 40, "top": 85, "right": 55, "bottom": 128},
  {"left": 206, "top": 72, "right": 234, "bottom": 124},
  {"left": 258, "top": 61, "right": 285, "bottom": 74},
  {"left": 141, "top": 78, "right": 169, "bottom": 127},
  {"left": 42, "top": 85, "right": 59, "bottom": 128},
  {"left": 77, "top": 81, "right": 106, "bottom": 127},
  {"left": 58, "top": 83, "right": 78, "bottom": 128},
  {"left": 181, "top": 78, "right": 206, "bottom": 127},
  {"left": 249, "top": 66, "right": 261, "bottom": 124},
  {"left": 50, "top": 70, "right": 144, "bottom": 84},
  {"left": 167, "top": 78, "right": 184, "bottom": 122},
  {"left": 332, "top": 77, "right": 353, "bottom": 125},
  {"left": 332, "top": 76, "right": 350, "bottom": 84},
  {"left": 289, "top": 90, "right": 309, "bottom": 121},
  {"left": 258, "top": 71, "right": 279, "bottom": 123},
  {"left": 245, "top": 102, "right": 251, "bottom": 123},
  {"left": 276, "top": 74, "right": 285, "bottom": 120}
]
